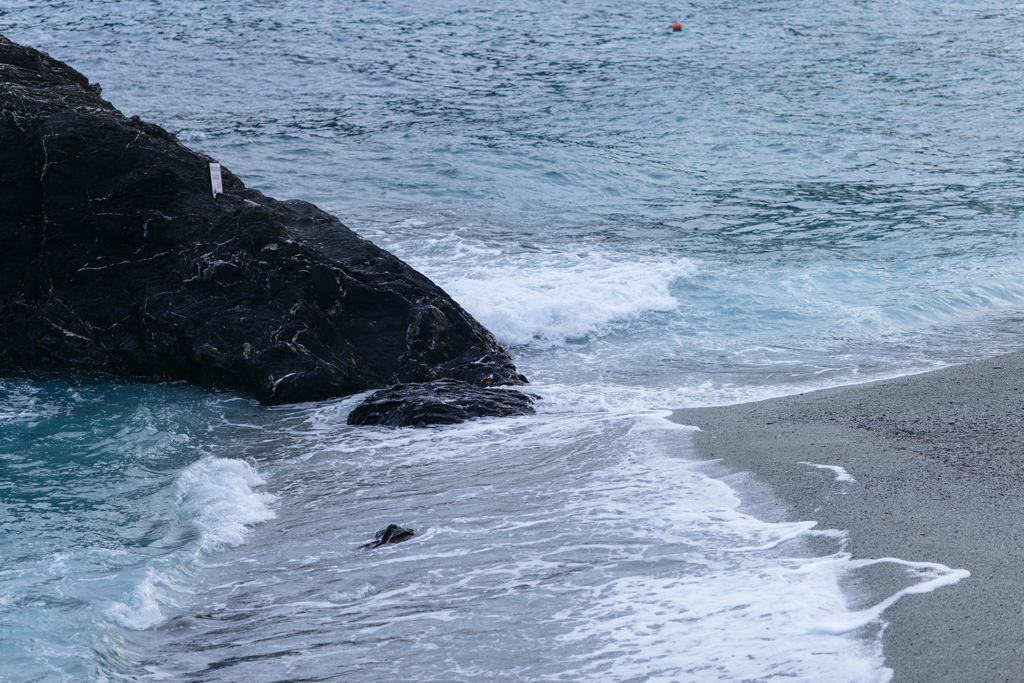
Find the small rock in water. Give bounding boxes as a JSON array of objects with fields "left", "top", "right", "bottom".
[
  {"left": 347, "top": 379, "right": 536, "bottom": 427},
  {"left": 360, "top": 524, "right": 415, "bottom": 549}
]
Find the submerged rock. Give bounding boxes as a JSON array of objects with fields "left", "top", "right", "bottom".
[
  {"left": 359, "top": 524, "right": 415, "bottom": 550},
  {"left": 0, "top": 35, "right": 526, "bottom": 405},
  {"left": 347, "top": 379, "right": 536, "bottom": 427}
]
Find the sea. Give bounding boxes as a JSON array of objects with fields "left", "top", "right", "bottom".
[{"left": 2, "top": 1, "right": 1022, "bottom": 680}]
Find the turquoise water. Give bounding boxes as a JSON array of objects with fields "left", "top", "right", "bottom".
[{"left": 2, "top": 1, "right": 1021, "bottom": 680}]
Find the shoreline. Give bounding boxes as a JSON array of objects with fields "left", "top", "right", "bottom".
[{"left": 672, "top": 351, "right": 1024, "bottom": 682}]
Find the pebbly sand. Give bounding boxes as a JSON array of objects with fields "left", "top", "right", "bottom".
[{"left": 672, "top": 351, "right": 1024, "bottom": 683}]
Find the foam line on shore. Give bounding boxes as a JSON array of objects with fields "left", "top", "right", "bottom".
[
  {"left": 810, "top": 558, "right": 970, "bottom": 635},
  {"left": 798, "top": 461, "right": 857, "bottom": 482},
  {"left": 725, "top": 520, "right": 819, "bottom": 552},
  {"left": 672, "top": 350, "right": 1024, "bottom": 682}
]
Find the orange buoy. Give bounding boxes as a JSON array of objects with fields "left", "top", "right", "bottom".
[{"left": 671, "top": 21, "right": 682, "bottom": 31}]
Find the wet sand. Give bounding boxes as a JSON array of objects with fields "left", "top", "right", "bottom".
[{"left": 672, "top": 351, "right": 1024, "bottom": 683}]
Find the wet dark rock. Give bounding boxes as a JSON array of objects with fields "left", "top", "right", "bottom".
[
  {"left": 359, "top": 524, "right": 415, "bottom": 550},
  {"left": 347, "top": 379, "right": 536, "bottom": 427},
  {"left": 0, "top": 35, "right": 525, "bottom": 404}
]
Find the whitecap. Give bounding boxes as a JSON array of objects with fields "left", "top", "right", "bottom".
[
  {"left": 441, "top": 254, "right": 695, "bottom": 347},
  {"left": 106, "top": 457, "right": 275, "bottom": 631},
  {"left": 175, "top": 457, "right": 277, "bottom": 553}
]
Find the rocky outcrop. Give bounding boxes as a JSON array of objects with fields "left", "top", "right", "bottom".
[
  {"left": 0, "top": 35, "right": 527, "bottom": 406},
  {"left": 347, "top": 380, "right": 536, "bottom": 427}
]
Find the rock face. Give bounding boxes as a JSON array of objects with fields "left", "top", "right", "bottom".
[
  {"left": 0, "top": 35, "right": 527, "bottom": 406},
  {"left": 347, "top": 380, "right": 536, "bottom": 427}
]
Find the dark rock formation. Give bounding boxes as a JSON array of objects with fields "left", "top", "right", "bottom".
[
  {"left": 359, "top": 524, "right": 415, "bottom": 550},
  {"left": 0, "top": 35, "right": 527, "bottom": 405},
  {"left": 347, "top": 379, "right": 536, "bottom": 427}
]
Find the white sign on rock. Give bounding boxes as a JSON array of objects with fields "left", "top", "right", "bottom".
[{"left": 209, "top": 162, "right": 223, "bottom": 197}]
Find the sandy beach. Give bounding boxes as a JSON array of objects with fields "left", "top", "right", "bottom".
[{"left": 673, "top": 352, "right": 1024, "bottom": 683}]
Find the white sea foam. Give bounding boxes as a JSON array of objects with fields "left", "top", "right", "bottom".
[
  {"left": 175, "top": 457, "right": 277, "bottom": 553},
  {"left": 799, "top": 461, "right": 858, "bottom": 483},
  {"left": 544, "top": 414, "right": 963, "bottom": 682},
  {"left": 85, "top": 398, "right": 971, "bottom": 682},
  {"left": 563, "top": 553, "right": 966, "bottom": 681},
  {"left": 806, "top": 557, "right": 966, "bottom": 634},
  {"left": 107, "top": 458, "right": 276, "bottom": 630},
  {"left": 225, "top": 410, "right": 962, "bottom": 682},
  {"left": 809, "top": 558, "right": 969, "bottom": 635},
  {"left": 107, "top": 568, "right": 172, "bottom": 630},
  {"left": 410, "top": 245, "right": 696, "bottom": 347}
]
